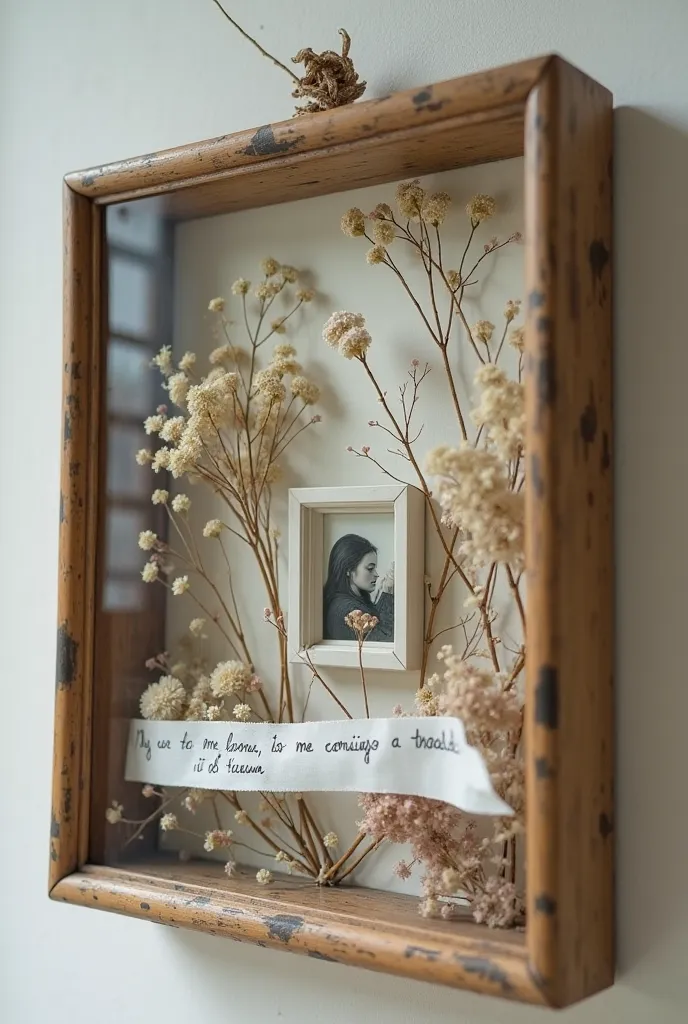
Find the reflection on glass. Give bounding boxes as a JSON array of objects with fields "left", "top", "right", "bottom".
[
  {"left": 109, "top": 255, "right": 155, "bottom": 339},
  {"left": 107, "top": 338, "right": 156, "bottom": 416},
  {"left": 103, "top": 578, "right": 144, "bottom": 613},
  {"left": 107, "top": 424, "right": 149, "bottom": 499},
  {"left": 106, "top": 507, "right": 148, "bottom": 574}
]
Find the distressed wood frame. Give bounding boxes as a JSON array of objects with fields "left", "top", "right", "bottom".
[{"left": 50, "top": 54, "right": 613, "bottom": 1007}]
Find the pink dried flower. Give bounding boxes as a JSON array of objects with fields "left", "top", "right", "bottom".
[{"left": 361, "top": 445, "right": 370, "bottom": 455}]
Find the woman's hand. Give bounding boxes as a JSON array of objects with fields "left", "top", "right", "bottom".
[{"left": 373, "top": 563, "right": 394, "bottom": 603}]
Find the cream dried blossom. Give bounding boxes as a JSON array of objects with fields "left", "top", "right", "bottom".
[
  {"left": 280, "top": 265, "right": 298, "bottom": 283},
  {"left": 426, "top": 444, "right": 524, "bottom": 568},
  {"left": 209, "top": 344, "right": 235, "bottom": 366},
  {"left": 344, "top": 609, "right": 379, "bottom": 636},
  {"left": 224, "top": 859, "right": 238, "bottom": 877},
  {"left": 151, "top": 488, "right": 169, "bottom": 505},
  {"left": 171, "top": 576, "right": 190, "bottom": 596},
  {"left": 255, "top": 281, "right": 282, "bottom": 300},
  {"left": 372, "top": 221, "right": 396, "bottom": 246},
  {"left": 187, "top": 370, "right": 238, "bottom": 421},
  {"left": 472, "top": 877, "right": 519, "bottom": 929},
  {"left": 171, "top": 493, "right": 191, "bottom": 513},
  {"left": 341, "top": 207, "right": 366, "bottom": 237},
  {"left": 322, "top": 310, "right": 366, "bottom": 348},
  {"left": 138, "top": 530, "right": 157, "bottom": 551},
  {"left": 179, "top": 351, "right": 196, "bottom": 372},
  {"left": 208, "top": 297, "right": 226, "bottom": 312},
  {"left": 366, "top": 244, "right": 387, "bottom": 265},
  {"left": 472, "top": 365, "right": 525, "bottom": 462},
  {"left": 160, "top": 813, "right": 179, "bottom": 831},
  {"left": 140, "top": 675, "right": 186, "bottom": 720},
  {"left": 466, "top": 194, "right": 496, "bottom": 224},
  {"left": 189, "top": 617, "right": 206, "bottom": 637},
  {"left": 504, "top": 298, "right": 521, "bottom": 322},
  {"left": 290, "top": 376, "right": 320, "bottom": 405},
  {"left": 430, "top": 647, "right": 521, "bottom": 738},
  {"left": 183, "top": 789, "right": 211, "bottom": 813},
  {"left": 204, "top": 829, "right": 233, "bottom": 852},
  {"left": 234, "top": 810, "right": 249, "bottom": 825},
  {"left": 141, "top": 560, "right": 159, "bottom": 583},
  {"left": 152, "top": 345, "right": 174, "bottom": 376},
  {"left": 136, "top": 448, "right": 153, "bottom": 465},
  {"left": 396, "top": 179, "right": 425, "bottom": 220},
  {"left": 446, "top": 269, "right": 461, "bottom": 290},
  {"left": 105, "top": 801, "right": 123, "bottom": 824},
  {"left": 160, "top": 416, "right": 186, "bottom": 444},
  {"left": 273, "top": 343, "right": 297, "bottom": 358},
  {"left": 370, "top": 202, "right": 394, "bottom": 220},
  {"left": 231, "top": 278, "right": 250, "bottom": 296},
  {"left": 210, "top": 660, "right": 251, "bottom": 698},
  {"left": 270, "top": 318, "right": 287, "bottom": 334},
  {"left": 255, "top": 869, "right": 273, "bottom": 885},
  {"left": 203, "top": 519, "right": 223, "bottom": 538},
  {"left": 270, "top": 355, "right": 301, "bottom": 376},
  {"left": 421, "top": 191, "right": 452, "bottom": 225},
  {"left": 296, "top": 287, "right": 315, "bottom": 303},
  {"left": 339, "top": 326, "right": 372, "bottom": 360},
  {"left": 167, "top": 372, "right": 189, "bottom": 407},
  {"left": 261, "top": 257, "right": 280, "bottom": 277},
  {"left": 322, "top": 832, "right": 339, "bottom": 848},
  {"left": 144, "top": 414, "right": 165, "bottom": 435},
  {"left": 184, "top": 697, "right": 206, "bottom": 721},
  {"left": 509, "top": 326, "right": 525, "bottom": 352},
  {"left": 233, "top": 703, "right": 252, "bottom": 722},
  {"left": 473, "top": 320, "right": 495, "bottom": 345},
  {"left": 151, "top": 447, "right": 171, "bottom": 473},
  {"left": 142, "top": 784, "right": 156, "bottom": 798},
  {"left": 206, "top": 705, "right": 222, "bottom": 723},
  {"left": 254, "top": 368, "right": 286, "bottom": 402}
]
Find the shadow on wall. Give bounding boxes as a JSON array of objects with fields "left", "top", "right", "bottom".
[
  {"left": 123, "top": 109, "right": 688, "bottom": 1023},
  {"left": 613, "top": 107, "right": 688, "bottom": 1002}
]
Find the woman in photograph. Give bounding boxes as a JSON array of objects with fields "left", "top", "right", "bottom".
[{"left": 323, "top": 533, "right": 394, "bottom": 642}]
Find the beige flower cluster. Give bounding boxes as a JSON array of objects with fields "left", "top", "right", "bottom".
[
  {"left": 426, "top": 444, "right": 525, "bottom": 569},
  {"left": 471, "top": 364, "right": 525, "bottom": 462},
  {"left": 322, "top": 311, "right": 371, "bottom": 360}
]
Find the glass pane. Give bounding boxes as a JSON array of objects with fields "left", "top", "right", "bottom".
[
  {"left": 109, "top": 255, "right": 155, "bottom": 339},
  {"left": 107, "top": 201, "right": 164, "bottom": 256},
  {"left": 106, "top": 424, "right": 149, "bottom": 498},
  {"left": 106, "top": 506, "right": 148, "bottom": 573},
  {"left": 103, "top": 578, "right": 145, "bottom": 613},
  {"left": 107, "top": 338, "right": 157, "bottom": 416}
]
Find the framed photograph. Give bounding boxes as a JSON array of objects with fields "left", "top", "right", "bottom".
[
  {"left": 50, "top": 55, "right": 613, "bottom": 1008},
  {"left": 288, "top": 484, "right": 425, "bottom": 670}
]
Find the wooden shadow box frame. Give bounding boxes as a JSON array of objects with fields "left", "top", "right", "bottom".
[{"left": 50, "top": 54, "right": 613, "bottom": 1008}]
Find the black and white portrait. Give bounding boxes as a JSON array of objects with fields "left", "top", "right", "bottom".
[{"left": 322, "top": 514, "right": 394, "bottom": 642}]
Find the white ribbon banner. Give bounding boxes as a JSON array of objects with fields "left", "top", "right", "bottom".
[{"left": 125, "top": 716, "right": 512, "bottom": 817}]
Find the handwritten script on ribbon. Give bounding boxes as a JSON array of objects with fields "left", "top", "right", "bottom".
[{"left": 125, "top": 716, "right": 512, "bottom": 817}]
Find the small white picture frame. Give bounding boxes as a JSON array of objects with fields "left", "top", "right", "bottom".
[{"left": 288, "top": 484, "right": 425, "bottom": 671}]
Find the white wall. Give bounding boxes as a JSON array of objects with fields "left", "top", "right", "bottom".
[{"left": 1, "top": 0, "right": 686, "bottom": 1020}]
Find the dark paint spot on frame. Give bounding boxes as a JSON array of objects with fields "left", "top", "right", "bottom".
[
  {"left": 240, "top": 125, "right": 305, "bottom": 157},
  {"left": 534, "top": 757, "right": 554, "bottom": 780},
  {"left": 50, "top": 815, "right": 60, "bottom": 838},
  {"left": 535, "top": 894, "right": 557, "bottom": 915},
  {"left": 529, "top": 289, "right": 546, "bottom": 310},
  {"left": 412, "top": 88, "right": 433, "bottom": 104},
  {"left": 404, "top": 945, "right": 440, "bottom": 961},
  {"left": 308, "top": 950, "right": 338, "bottom": 962},
  {"left": 601, "top": 430, "right": 611, "bottom": 471},
  {"left": 186, "top": 895, "right": 211, "bottom": 908},
  {"left": 56, "top": 623, "right": 78, "bottom": 689},
  {"left": 140, "top": 902, "right": 150, "bottom": 911},
  {"left": 536, "top": 349, "right": 556, "bottom": 421},
  {"left": 535, "top": 665, "right": 558, "bottom": 728},
  {"left": 579, "top": 392, "right": 597, "bottom": 446},
  {"left": 530, "top": 453, "right": 544, "bottom": 499},
  {"left": 599, "top": 812, "right": 613, "bottom": 839},
  {"left": 59, "top": 492, "right": 66, "bottom": 524},
  {"left": 264, "top": 914, "right": 304, "bottom": 944},
  {"left": 456, "top": 956, "right": 513, "bottom": 994},
  {"left": 589, "top": 239, "right": 610, "bottom": 282}
]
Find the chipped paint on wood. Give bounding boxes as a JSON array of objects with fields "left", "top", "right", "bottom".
[
  {"left": 56, "top": 623, "right": 78, "bottom": 689},
  {"left": 263, "top": 914, "right": 304, "bottom": 944}
]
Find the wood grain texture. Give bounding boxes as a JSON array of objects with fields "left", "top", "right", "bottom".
[
  {"left": 52, "top": 859, "right": 540, "bottom": 1002},
  {"left": 64, "top": 59, "right": 550, "bottom": 219},
  {"left": 50, "top": 187, "right": 97, "bottom": 887},
  {"left": 51, "top": 54, "right": 614, "bottom": 1007},
  {"left": 524, "top": 58, "right": 614, "bottom": 1006}
]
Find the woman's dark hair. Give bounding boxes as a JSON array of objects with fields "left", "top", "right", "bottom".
[{"left": 323, "top": 534, "right": 377, "bottom": 609}]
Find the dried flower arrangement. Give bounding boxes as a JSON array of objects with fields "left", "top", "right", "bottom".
[{"left": 107, "top": 179, "right": 526, "bottom": 928}]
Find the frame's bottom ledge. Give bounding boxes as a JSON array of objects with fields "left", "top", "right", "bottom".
[{"left": 50, "top": 857, "right": 543, "bottom": 1003}]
